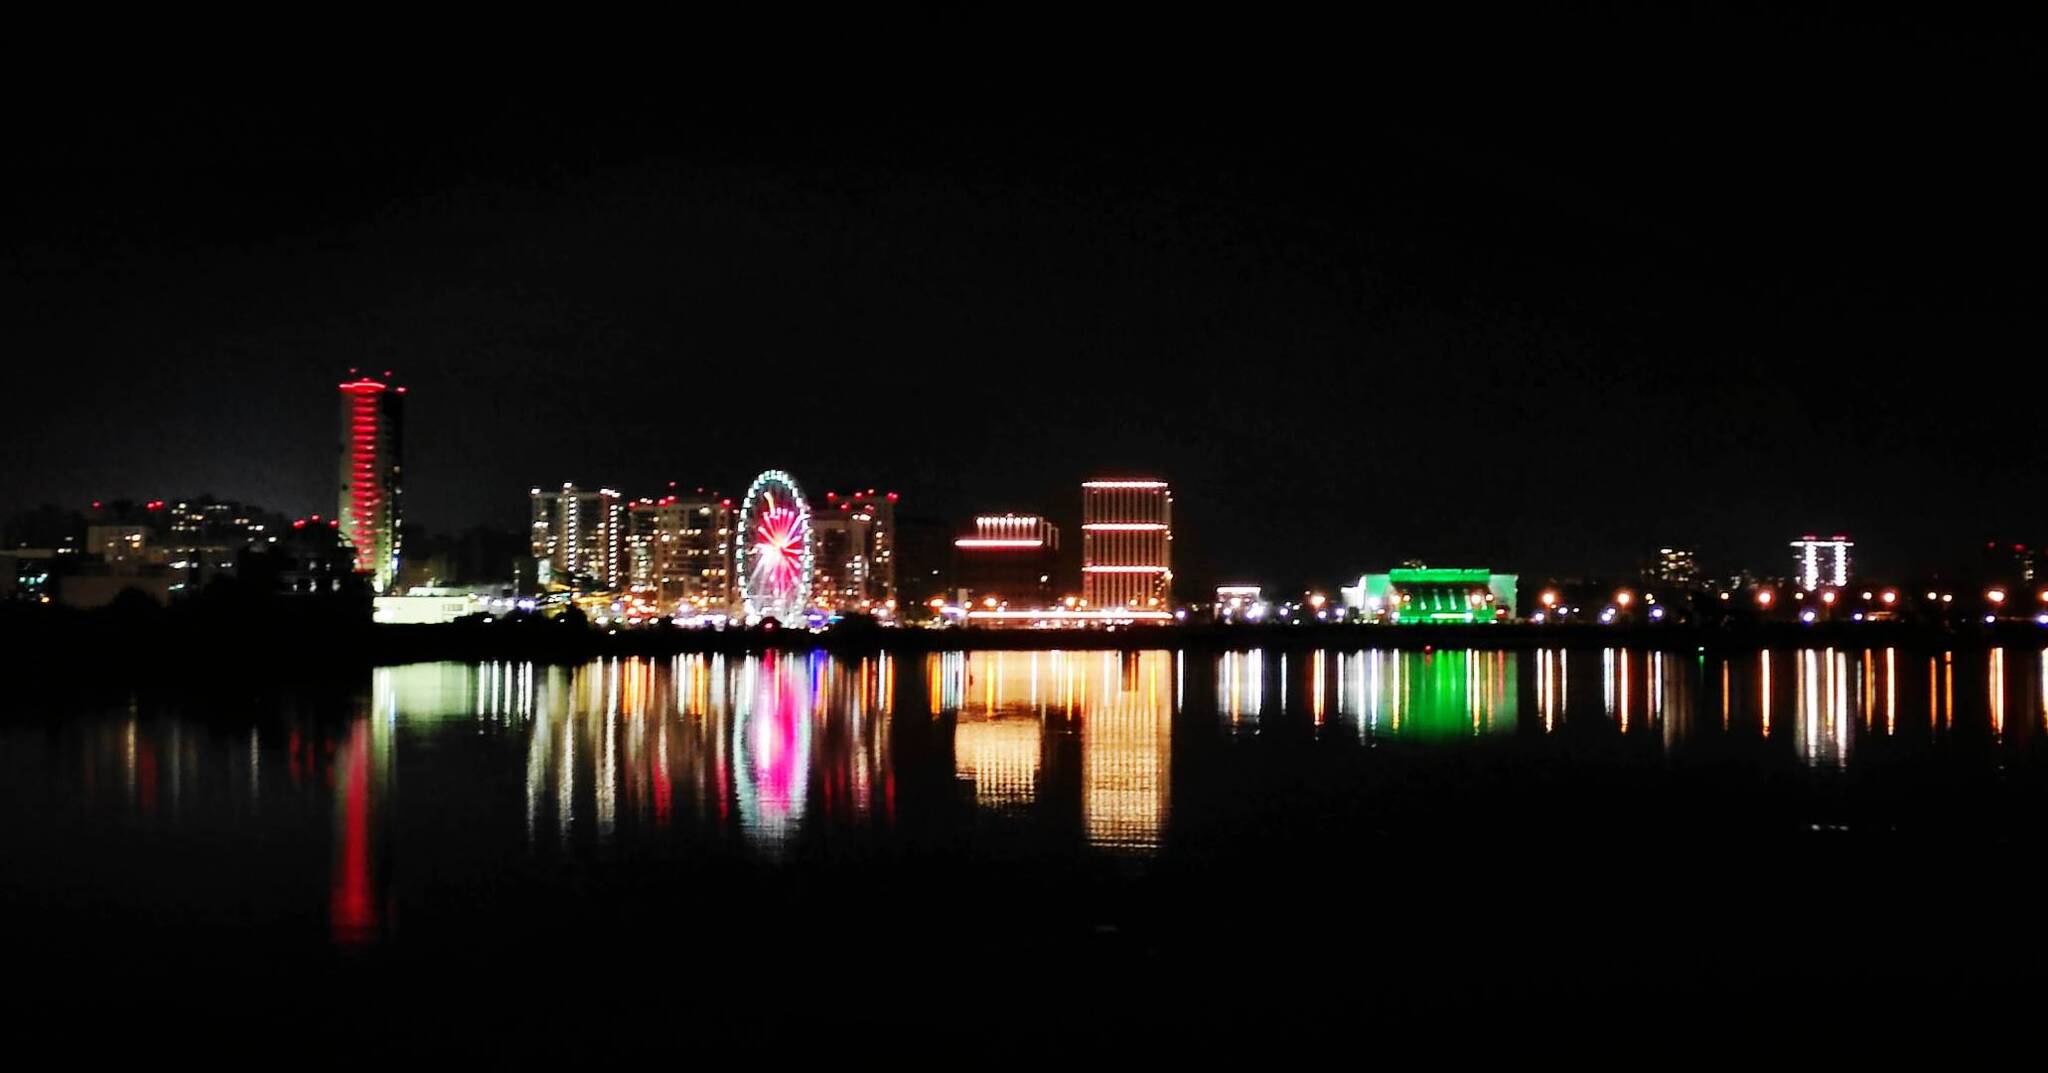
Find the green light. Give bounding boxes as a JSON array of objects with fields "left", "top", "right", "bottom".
[
  {"left": 1387, "top": 568, "right": 1493, "bottom": 584},
  {"left": 1363, "top": 650, "right": 1517, "bottom": 740},
  {"left": 1356, "top": 568, "right": 1519, "bottom": 623}
]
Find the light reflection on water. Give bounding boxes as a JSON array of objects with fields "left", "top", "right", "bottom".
[{"left": 6, "top": 645, "right": 2047, "bottom": 950}]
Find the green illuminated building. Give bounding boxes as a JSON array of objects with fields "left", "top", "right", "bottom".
[{"left": 1340, "top": 568, "right": 1518, "bottom": 623}]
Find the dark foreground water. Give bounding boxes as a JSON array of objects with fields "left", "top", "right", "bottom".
[{"left": 8, "top": 646, "right": 2048, "bottom": 1042}]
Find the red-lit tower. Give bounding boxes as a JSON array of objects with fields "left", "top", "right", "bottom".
[{"left": 337, "top": 370, "right": 404, "bottom": 593}]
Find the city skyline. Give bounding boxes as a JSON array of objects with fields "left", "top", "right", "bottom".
[
  {"left": 10, "top": 24, "right": 2044, "bottom": 592},
  {"left": 8, "top": 18, "right": 2048, "bottom": 1039},
  {"left": 13, "top": 420, "right": 2045, "bottom": 608}
]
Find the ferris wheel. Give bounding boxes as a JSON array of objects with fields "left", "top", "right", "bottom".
[{"left": 736, "top": 469, "right": 813, "bottom": 624}]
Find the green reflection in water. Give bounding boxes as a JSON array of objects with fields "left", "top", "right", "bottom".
[{"left": 1346, "top": 649, "right": 1517, "bottom": 741}]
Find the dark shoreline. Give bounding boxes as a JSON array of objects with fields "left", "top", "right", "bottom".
[{"left": 7, "top": 611, "right": 2042, "bottom": 686}]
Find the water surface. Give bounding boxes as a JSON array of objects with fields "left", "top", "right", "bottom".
[{"left": 8, "top": 646, "right": 2048, "bottom": 1028}]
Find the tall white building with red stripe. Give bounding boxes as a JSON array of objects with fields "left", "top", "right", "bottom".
[
  {"left": 337, "top": 370, "right": 404, "bottom": 593},
  {"left": 1081, "top": 479, "right": 1172, "bottom": 610}
]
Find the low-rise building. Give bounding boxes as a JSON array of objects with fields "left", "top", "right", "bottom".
[{"left": 1342, "top": 568, "right": 1518, "bottom": 623}]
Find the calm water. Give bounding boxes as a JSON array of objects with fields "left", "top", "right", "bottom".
[{"left": 9, "top": 646, "right": 2048, "bottom": 1032}]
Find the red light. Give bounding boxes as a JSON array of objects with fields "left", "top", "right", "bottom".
[{"left": 887, "top": 492, "right": 898, "bottom": 501}]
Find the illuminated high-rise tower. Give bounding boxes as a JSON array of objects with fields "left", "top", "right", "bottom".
[
  {"left": 1791, "top": 535, "right": 1852, "bottom": 591},
  {"left": 626, "top": 488, "right": 734, "bottom": 612},
  {"left": 337, "top": 370, "right": 404, "bottom": 593},
  {"left": 1081, "top": 479, "right": 1172, "bottom": 610},
  {"left": 530, "top": 484, "right": 625, "bottom": 591}
]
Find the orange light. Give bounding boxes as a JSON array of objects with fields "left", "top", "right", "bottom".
[
  {"left": 1615, "top": 590, "right": 1633, "bottom": 608},
  {"left": 1987, "top": 589, "right": 2007, "bottom": 605},
  {"left": 1756, "top": 590, "right": 1775, "bottom": 608},
  {"left": 1540, "top": 590, "right": 1558, "bottom": 608},
  {"left": 1881, "top": 590, "right": 1897, "bottom": 604}
]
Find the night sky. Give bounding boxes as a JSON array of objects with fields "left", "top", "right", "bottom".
[{"left": 6, "top": 13, "right": 2042, "bottom": 593}]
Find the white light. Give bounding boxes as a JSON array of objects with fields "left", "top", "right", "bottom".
[{"left": 963, "top": 608, "right": 1174, "bottom": 623}]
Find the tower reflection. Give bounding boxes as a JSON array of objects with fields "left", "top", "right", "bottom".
[{"left": 943, "top": 650, "right": 1174, "bottom": 852}]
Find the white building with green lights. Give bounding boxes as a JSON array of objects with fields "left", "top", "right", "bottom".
[{"left": 1340, "top": 568, "right": 1518, "bottom": 623}]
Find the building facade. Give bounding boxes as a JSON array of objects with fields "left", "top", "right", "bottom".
[
  {"left": 337, "top": 371, "right": 405, "bottom": 593},
  {"left": 1081, "top": 479, "right": 1172, "bottom": 610},
  {"left": 812, "top": 490, "right": 897, "bottom": 614},
  {"left": 1790, "top": 535, "right": 1852, "bottom": 591},
  {"left": 1653, "top": 546, "right": 1698, "bottom": 586},
  {"left": 1341, "top": 568, "right": 1518, "bottom": 623},
  {"left": 530, "top": 484, "right": 624, "bottom": 592},
  {"left": 1214, "top": 584, "right": 1265, "bottom": 621},
  {"left": 625, "top": 491, "right": 734, "bottom": 613},
  {"left": 954, "top": 514, "right": 1061, "bottom": 607}
]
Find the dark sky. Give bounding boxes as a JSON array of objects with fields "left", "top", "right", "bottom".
[{"left": 5, "top": 13, "right": 2043, "bottom": 593}]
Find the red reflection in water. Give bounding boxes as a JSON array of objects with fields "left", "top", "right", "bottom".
[
  {"left": 137, "top": 745, "right": 157, "bottom": 818},
  {"left": 331, "top": 719, "right": 376, "bottom": 944},
  {"left": 652, "top": 731, "right": 673, "bottom": 828},
  {"left": 750, "top": 655, "right": 804, "bottom": 814}
]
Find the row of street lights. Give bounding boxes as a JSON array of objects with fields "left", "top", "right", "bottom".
[{"left": 1535, "top": 585, "right": 2048, "bottom": 625}]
